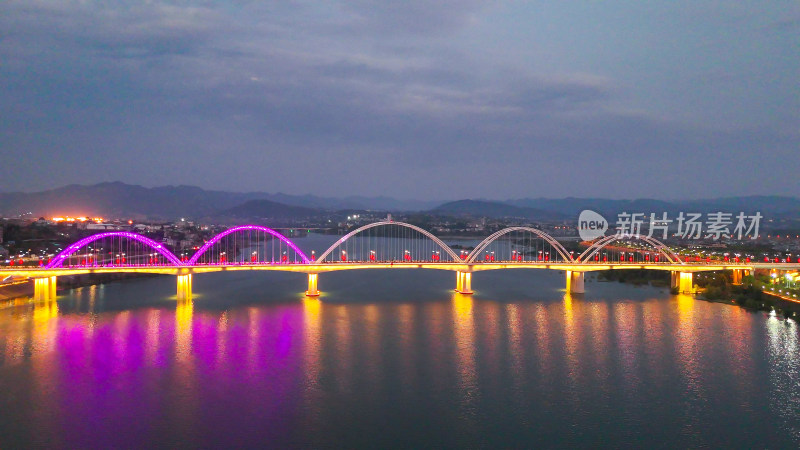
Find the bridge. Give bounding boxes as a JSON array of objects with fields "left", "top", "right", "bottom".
[{"left": 2, "top": 221, "right": 797, "bottom": 302}]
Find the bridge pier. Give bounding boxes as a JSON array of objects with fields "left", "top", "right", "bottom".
[
  {"left": 33, "top": 276, "right": 57, "bottom": 301},
  {"left": 177, "top": 274, "right": 192, "bottom": 301},
  {"left": 731, "top": 269, "right": 745, "bottom": 285},
  {"left": 671, "top": 271, "right": 695, "bottom": 293},
  {"left": 565, "top": 270, "right": 585, "bottom": 294},
  {"left": 306, "top": 273, "right": 320, "bottom": 297},
  {"left": 455, "top": 271, "right": 473, "bottom": 294}
]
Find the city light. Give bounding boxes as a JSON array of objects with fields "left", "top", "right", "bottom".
[{"left": 51, "top": 216, "right": 104, "bottom": 223}]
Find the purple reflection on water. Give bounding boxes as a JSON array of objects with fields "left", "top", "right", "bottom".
[{"left": 1, "top": 271, "right": 799, "bottom": 448}]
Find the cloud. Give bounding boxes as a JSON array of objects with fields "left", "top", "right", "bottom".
[
  {"left": 338, "top": 0, "right": 487, "bottom": 34},
  {"left": 0, "top": 1, "right": 797, "bottom": 199}
]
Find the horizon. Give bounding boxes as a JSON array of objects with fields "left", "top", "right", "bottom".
[{"left": 1, "top": 180, "right": 799, "bottom": 205}]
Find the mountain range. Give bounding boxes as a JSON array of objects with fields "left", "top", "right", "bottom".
[
  {"left": 0, "top": 182, "right": 435, "bottom": 219},
  {"left": 1, "top": 182, "right": 798, "bottom": 222},
  {"left": 431, "top": 200, "right": 565, "bottom": 221}
]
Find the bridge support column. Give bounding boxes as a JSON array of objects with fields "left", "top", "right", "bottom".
[
  {"left": 306, "top": 273, "right": 320, "bottom": 297},
  {"left": 177, "top": 274, "right": 192, "bottom": 301},
  {"left": 455, "top": 271, "right": 473, "bottom": 294},
  {"left": 566, "top": 270, "right": 585, "bottom": 294},
  {"left": 33, "top": 276, "right": 57, "bottom": 301},
  {"left": 671, "top": 271, "right": 694, "bottom": 293},
  {"left": 731, "top": 269, "right": 743, "bottom": 285}
]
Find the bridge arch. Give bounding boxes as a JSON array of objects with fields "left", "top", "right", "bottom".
[
  {"left": 467, "top": 227, "right": 573, "bottom": 262},
  {"left": 577, "top": 234, "right": 684, "bottom": 264},
  {"left": 188, "top": 225, "right": 311, "bottom": 265},
  {"left": 316, "top": 221, "right": 460, "bottom": 263},
  {"left": 47, "top": 231, "right": 183, "bottom": 268}
]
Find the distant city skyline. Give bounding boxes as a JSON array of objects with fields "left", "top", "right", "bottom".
[{"left": 1, "top": 1, "right": 798, "bottom": 199}]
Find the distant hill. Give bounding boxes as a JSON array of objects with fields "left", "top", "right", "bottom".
[
  {"left": 0, "top": 182, "right": 263, "bottom": 219},
  {"left": 1, "top": 182, "right": 797, "bottom": 221},
  {"left": 507, "top": 198, "right": 677, "bottom": 218},
  {"left": 508, "top": 196, "right": 800, "bottom": 218},
  {"left": 217, "top": 199, "right": 321, "bottom": 220},
  {"left": 431, "top": 200, "right": 564, "bottom": 221},
  {"left": 683, "top": 196, "right": 800, "bottom": 216},
  {"left": 0, "top": 182, "right": 435, "bottom": 219}
]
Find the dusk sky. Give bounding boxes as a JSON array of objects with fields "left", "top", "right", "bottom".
[{"left": 2, "top": 1, "right": 798, "bottom": 200}]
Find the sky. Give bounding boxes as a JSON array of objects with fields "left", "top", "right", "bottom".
[{"left": 1, "top": 1, "right": 798, "bottom": 200}]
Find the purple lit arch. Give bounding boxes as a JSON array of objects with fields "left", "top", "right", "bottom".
[
  {"left": 46, "top": 232, "right": 183, "bottom": 268},
  {"left": 187, "top": 225, "right": 311, "bottom": 265}
]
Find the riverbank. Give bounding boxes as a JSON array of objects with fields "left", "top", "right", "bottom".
[
  {"left": 696, "top": 273, "right": 798, "bottom": 320},
  {"left": 0, "top": 280, "right": 34, "bottom": 302},
  {"left": 592, "top": 269, "right": 798, "bottom": 321}
]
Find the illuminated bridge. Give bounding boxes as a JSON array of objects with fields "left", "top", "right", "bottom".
[{"left": 2, "top": 221, "right": 797, "bottom": 301}]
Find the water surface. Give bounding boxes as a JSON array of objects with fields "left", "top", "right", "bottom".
[{"left": 1, "top": 253, "right": 799, "bottom": 447}]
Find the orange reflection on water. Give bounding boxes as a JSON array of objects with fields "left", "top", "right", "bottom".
[
  {"left": 613, "top": 300, "right": 642, "bottom": 400},
  {"left": 641, "top": 299, "right": 666, "bottom": 365},
  {"left": 673, "top": 294, "right": 705, "bottom": 405},
  {"left": 363, "top": 303, "right": 381, "bottom": 381},
  {"left": 586, "top": 300, "right": 611, "bottom": 392},
  {"left": 482, "top": 301, "right": 501, "bottom": 380},
  {"left": 504, "top": 303, "right": 525, "bottom": 401},
  {"left": 87, "top": 284, "right": 97, "bottom": 311},
  {"left": 29, "top": 299, "right": 60, "bottom": 442},
  {"left": 561, "top": 292, "right": 581, "bottom": 393},
  {"left": 175, "top": 299, "right": 193, "bottom": 362},
  {"left": 32, "top": 300, "right": 58, "bottom": 322},
  {"left": 718, "top": 301, "right": 757, "bottom": 403},
  {"left": 586, "top": 301, "right": 610, "bottom": 366},
  {"left": 32, "top": 300, "right": 59, "bottom": 357},
  {"left": 171, "top": 298, "right": 198, "bottom": 441},
  {"left": 300, "top": 296, "right": 324, "bottom": 433},
  {"left": 532, "top": 302, "right": 552, "bottom": 379},
  {"left": 452, "top": 292, "right": 478, "bottom": 420},
  {"left": 396, "top": 302, "right": 415, "bottom": 389},
  {"left": 0, "top": 299, "right": 46, "bottom": 366},
  {"left": 302, "top": 296, "right": 322, "bottom": 389},
  {"left": 331, "top": 304, "right": 354, "bottom": 394},
  {"left": 422, "top": 301, "right": 448, "bottom": 395}
]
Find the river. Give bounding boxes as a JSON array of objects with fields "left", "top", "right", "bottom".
[{"left": 0, "top": 234, "right": 798, "bottom": 447}]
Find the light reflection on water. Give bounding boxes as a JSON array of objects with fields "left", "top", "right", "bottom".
[
  {"left": 452, "top": 293, "right": 478, "bottom": 426},
  {"left": 0, "top": 270, "right": 799, "bottom": 447},
  {"left": 766, "top": 312, "right": 800, "bottom": 443}
]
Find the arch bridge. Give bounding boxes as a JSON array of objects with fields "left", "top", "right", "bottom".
[{"left": 2, "top": 221, "right": 795, "bottom": 301}]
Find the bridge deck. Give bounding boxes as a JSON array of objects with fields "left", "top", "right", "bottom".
[{"left": 2, "top": 262, "right": 797, "bottom": 278}]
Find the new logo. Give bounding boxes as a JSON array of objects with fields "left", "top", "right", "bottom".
[{"left": 578, "top": 210, "right": 608, "bottom": 241}]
